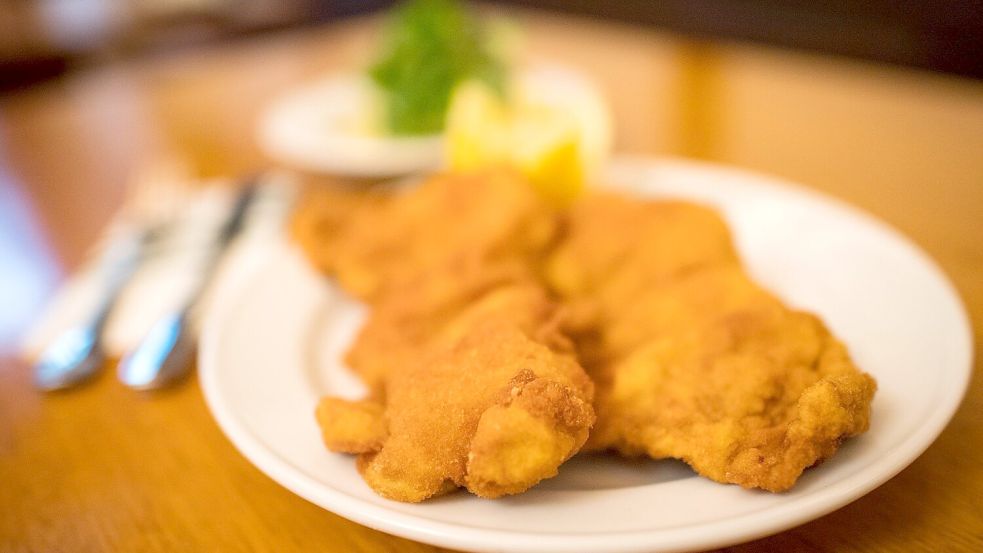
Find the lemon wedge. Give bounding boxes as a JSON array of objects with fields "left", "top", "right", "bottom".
[{"left": 445, "top": 65, "right": 611, "bottom": 205}]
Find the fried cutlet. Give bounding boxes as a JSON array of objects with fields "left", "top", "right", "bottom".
[
  {"left": 344, "top": 259, "right": 537, "bottom": 392},
  {"left": 291, "top": 180, "right": 387, "bottom": 275},
  {"left": 317, "top": 285, "right": 595, "bottom": 502},
  {"left": 545, "top": 193, "right": 739, "bottom": 303},
  {"left": 302, "top": 176, "right": 876, "bottom": 497},
  {"left": 330, "top": 168, "right": 558, "bottom": 301},
  {"left": 548, "top": 191, "right": 876, "bottom": 492},
  {"left": 587, "top": 301, "right": 876, "bottom": 492}
]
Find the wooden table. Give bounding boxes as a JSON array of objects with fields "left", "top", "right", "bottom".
[{"left": 2, "top": 9, "right": 981, "bottom": 552}]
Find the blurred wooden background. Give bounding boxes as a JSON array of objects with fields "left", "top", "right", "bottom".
[{"left": 2, "top": 0, "right": 982, "bottom": 91}]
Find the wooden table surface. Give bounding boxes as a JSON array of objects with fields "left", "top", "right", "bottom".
[{"left": 1, "top": 9, "right": 981, "bottom": 553}]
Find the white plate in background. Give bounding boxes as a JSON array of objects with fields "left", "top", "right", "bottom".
[
  {"left": 257, "top": 73, "right": 445, "bottom": 178},
  {"left": 255, "top": 64, "right": 611, "bottom": 179}
]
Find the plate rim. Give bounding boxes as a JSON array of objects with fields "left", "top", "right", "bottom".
[{"left": 199, "top": 156, "right": 974, "bottom": 553}]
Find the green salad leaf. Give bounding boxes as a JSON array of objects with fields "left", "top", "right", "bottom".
[{"left": 370, "top": 0, "right": 505, "bottom": 135}]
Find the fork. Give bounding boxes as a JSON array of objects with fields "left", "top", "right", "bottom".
[{"left": 33, "top": 163, "right": 191, "bottom": 391}]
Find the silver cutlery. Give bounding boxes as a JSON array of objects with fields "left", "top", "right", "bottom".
[
  {"left": 33, "top": 167, "right": 192, "bottom": 391},
  {"left": 117, "top": 181, "right": 258, "bottom": 390},
  {"left": 33, "top": 230, "right": 148, "bottom": 391}
]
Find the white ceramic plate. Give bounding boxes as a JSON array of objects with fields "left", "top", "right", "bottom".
[
  {"left": 199, "top": 157, "right": 972, "bottom": 553},
  {"left": 257, "top": 73, "right": 445, "bottom": 177}
]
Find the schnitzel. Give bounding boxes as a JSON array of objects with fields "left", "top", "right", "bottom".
[
  {"left": 547, "top": 193, "right": 876, "bottom": 491},
  {"left": 545, "top": 193, "right": 739, "bottom": 302},
  {"left": 582, "top": 268, "right": 876, "bottom": 491},
  {"left": 304, "top": 170, "right": 594, "bottom": 502},
  {"left": 345, "top": 259, "right": 536, "bottom": 392},
  {"left": 317, "top": 284, "right": 594, "bottom": 502},
  {"left": 291, "top": 180, "right": 386, "bottom": 276},
  {"left": 295, "top": 173, "right": 876, "bottom": 500},
  {"left": 328, "top": 168, "right": 558, "bottom": 301}
]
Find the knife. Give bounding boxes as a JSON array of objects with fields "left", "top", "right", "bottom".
[{"left": 117, "top": 180, "right": 258, "bottom": 390}]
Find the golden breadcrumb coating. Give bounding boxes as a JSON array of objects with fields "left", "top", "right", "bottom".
[
  {"left": 599, "top": 265, "right": 776, "bottom": 361},
  {"left": 315, "top": 397, "right": 388, "bottom": 454},
  {"left": 290, "top": 182, "right": 387, "bottom": 275},
  {"left": 317, "top": 285, "right": 594, "bottom": 502},
  {"left": 550, "top": 191, "right": 876, "bottom": 492},
  {"left": 330, "top": 169, "right": 558, "bottom": 301},
  {"left": 588, "top": 304, "right": 876, "bottom": 492},
  {"left": 344, "top": 259, "right": 538, "bottom": 392},
  {"left": 301, "top": 174, "right": 876, "bottom": 498},
  {"left": 545, "top": 193, "right": 738, "bottom": 302}
]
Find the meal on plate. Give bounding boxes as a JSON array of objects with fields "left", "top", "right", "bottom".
[{"left": 292, "top": 168, "right": 877, "bottom": 502}]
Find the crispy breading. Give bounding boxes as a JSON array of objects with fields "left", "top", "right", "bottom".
[
  {"left": 315, "top": 397, "right": 388, "bottom": 454},
  {"left": 290, "top": 181, "right": 387, "bottom": 275},
  {"left": 344, "top": 259, "right": 538, "bottom": 391},
  {"left": 545, "top": 193, "right": 738, "bottom": 302},
  {"left": 317, "top": 285, "right": 594, "bottom": 502},
  {"left": 598, "top": 265, "right": 777, "bottom": 361},
  {"left": 588, "top": 304, "right": 876, "bottom": 492},
  {"left": 330, "top": 169, "right": 558, "bottom": 301},
  {"left": 306, "top": 176, "right": 876, "bottom": 498},
  {"left": 551, "top": 191, "right": 875, "bottom": 492}
]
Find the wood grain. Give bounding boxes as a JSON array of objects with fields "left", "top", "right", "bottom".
[{"left": 1, "top": 8, "right": 981, "bottom": 553}]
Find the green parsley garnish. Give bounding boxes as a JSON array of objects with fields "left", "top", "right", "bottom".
[{"left": 369, "top": 0, "right": 505, "bottom": 135}]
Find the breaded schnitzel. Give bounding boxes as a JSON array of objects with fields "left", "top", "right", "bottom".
[
  {"left": 344, "top": 259, "right": 536, "bottom": 392},
  {"left": 296, "top": 173, "right": 875, "bottom": 498},
  {"left": 291, "top": 181, "right": 387, "bottom": 276},
  {"left": 330, "top": 168, "right": 558, "bottom": 301},
  {"left": 317, "top": 285, "right": 594, "bottom": 502},
  {"left": 545, "top": 193, "right": 738, "bottom": 303},
  {"left": 584, "top": 269, "right": 876, "bottom": 491},
  {"left": 306, "top": 171, "right": 595, "bottom": 502},
  {"left": 549, "top": 193, "right": 876, "bottom": 491}
]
